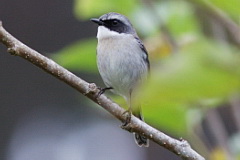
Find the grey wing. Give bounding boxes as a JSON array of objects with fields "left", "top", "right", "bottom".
[{"left": 135, "top": 37, "right": 150, "bottom": 72}]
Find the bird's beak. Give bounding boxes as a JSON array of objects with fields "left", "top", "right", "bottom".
[{"left": 90, "top": 18, "right": 104, "bottom": 25}]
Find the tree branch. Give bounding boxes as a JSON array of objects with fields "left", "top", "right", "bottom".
[
  {"left": 0, "top": 21, "right": 205, "bottom": 160},
  {"left": 187, "top": 0, "right": 240, "bottom": 47}
]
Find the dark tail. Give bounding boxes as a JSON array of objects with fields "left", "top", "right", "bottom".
[{"left": 133, "top": 109, "right": 149, "bottom": 147}]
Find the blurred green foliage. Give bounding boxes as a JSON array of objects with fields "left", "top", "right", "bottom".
[
  {"left": 165, "top": 1, "right": 201, "bottom": 37},
  {"left": 195, "top": 0, "right": 240, "bottom": 20},
  {"left": 53, "top": 0, "right": 240, "bottom": 157},
  {"left": 139, "top": 39, "right": 240, "bottom": 134},
  {"left": 73, "top": 0, "right": 138, "bottom": 19},
  {"left": 53, "top": 39, "right": 98, "bottom": 73}
]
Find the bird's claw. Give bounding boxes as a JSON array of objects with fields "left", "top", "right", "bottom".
[
  {"left": 96, "top": 87, "right": 113, "bottom": 98},
  {"left": 121, "top": 109, "right": 132, "bottom": 127}
]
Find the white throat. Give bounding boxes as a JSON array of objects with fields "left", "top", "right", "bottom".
[{"left": 97, "top": 26, "right": 122, "bottom": 40}]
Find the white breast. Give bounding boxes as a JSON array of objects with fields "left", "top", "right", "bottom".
[
  {"left": 96, "top": 26, "right": 148, "bottom": 99},
  {"left": 97, "top": 26, "right": 120, "bottom": 40}
]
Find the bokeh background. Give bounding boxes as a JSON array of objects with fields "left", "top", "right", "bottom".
[{"left": 0, "top": 0, "right": 240, "bottom": 160}]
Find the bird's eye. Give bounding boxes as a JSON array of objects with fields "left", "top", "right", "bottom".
[{"left": 112, "top": 20, "right": 119, "bottom": 26}]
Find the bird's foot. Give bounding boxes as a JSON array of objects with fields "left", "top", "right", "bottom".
[
  {"left": 96, "top": 87, "right": 113, "bottom": 98},
  {"left": 121, "top": 109, "right": 132, "bottom": 127}
]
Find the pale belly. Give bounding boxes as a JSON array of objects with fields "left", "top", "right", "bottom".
[{"left": 97, "top": 36, "right": 148, "bottom": 98}]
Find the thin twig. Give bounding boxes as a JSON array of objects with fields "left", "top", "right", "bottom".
[{"left": 0, "top": 21, "right": 205, "bottom": 160}]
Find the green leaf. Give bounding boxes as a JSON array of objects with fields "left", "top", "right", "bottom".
[
  {"left": 52, "top": 39, "right": 98, "bottom": 73},
  {"left": 138, "top": 38, "right": 240, "bottom": 135},
  {"left": 144, "top": 102, "right": 189, "bottom": 135},
  {"left": 73, "top": 0, "right": 138, "bottom": 19}
]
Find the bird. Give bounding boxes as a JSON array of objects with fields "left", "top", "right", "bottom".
[{"left": 91, "top": 12, "right": 150, "bottom": 147}]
